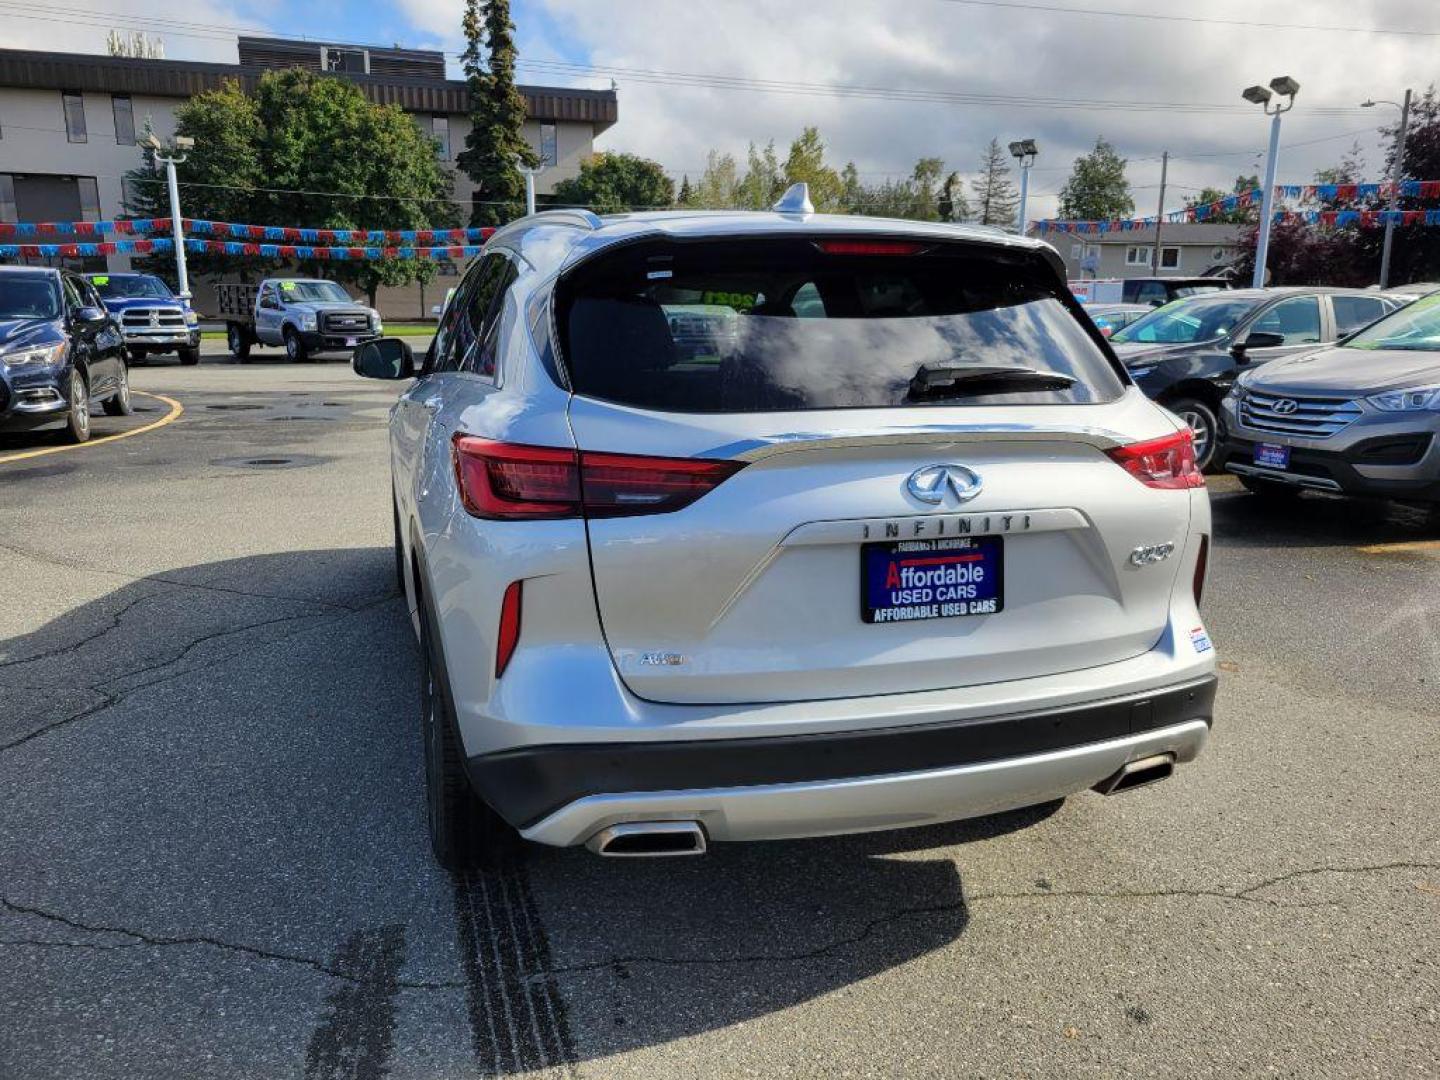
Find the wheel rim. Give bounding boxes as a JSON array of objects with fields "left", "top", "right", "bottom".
[
  {"left": 117, "top": 367, "right": 130, "bottom": 409},
  {"left": 71, "top": 375, "right": 88, "bottom": 436},
  {"left": 229, "top": 328, "right": 240, "bottom": 353},
  {"left": 1178, "top": 408, "right": 1213, "bottom": 461},
  {"left": 286, "top": 334, "right": 298, "bottom": 359}
]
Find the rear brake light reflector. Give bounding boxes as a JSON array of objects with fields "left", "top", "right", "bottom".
[
  {"left": 452, "top": 435, "right": 743, "bottom": 519},
  {"left": 815, "top": 239, "right": 928, "bottom": 256},
  {"left": 496, "top": 580, "right": 522, "bottom": 677},
  {"left": 1105, "top": 429, "right": 1205, "bottom": 490}
]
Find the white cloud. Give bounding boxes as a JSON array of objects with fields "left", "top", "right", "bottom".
[{"left": 3, "top": 0, "right": 262, "bottom": 62}]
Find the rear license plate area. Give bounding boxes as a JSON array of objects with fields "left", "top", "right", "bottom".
[
  {"left": 1254, "top": 442, "right": 1290, "bottom": 469},
  {"left": 862, "top": 536, "right": 1004, "bottom": 624}
]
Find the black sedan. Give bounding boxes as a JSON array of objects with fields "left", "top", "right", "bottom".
[
  {"left": 1109, "top": 287, "right": 1405, "bottom": 468},
  {"left": 0, "top": 266, "right": 131, "bottom": 443}
]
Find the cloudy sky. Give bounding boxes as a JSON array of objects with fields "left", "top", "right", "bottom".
[{"left": 6, "top": 0, "right": 1436, "bottom": 220}]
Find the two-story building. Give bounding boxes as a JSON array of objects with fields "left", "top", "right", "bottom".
[
  {"left": 0, "top": 36, "right": 618, "bottom": 316},
  {"left": 1028, "top": 222, "right": 1245, "bottom": 282}
]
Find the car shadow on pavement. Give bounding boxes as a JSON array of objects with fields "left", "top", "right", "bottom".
[
  {"left": 0, "top": 546, "right": 1058, "bottom": 1078},
  {"left": 1212, "top": 487, "right": 1436, "bottom": 549}
]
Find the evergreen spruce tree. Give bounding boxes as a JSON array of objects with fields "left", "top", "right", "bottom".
[
  {"left": 456, "top": 0, "right": 537, "bottom": 227},
  {"left": 970, "top": 139, "right": 1020, "bottom": 228}
]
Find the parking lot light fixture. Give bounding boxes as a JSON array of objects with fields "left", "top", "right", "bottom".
[
  {"left": 1244, "top": 77, "right": 1299, "bottom": 289},
  {"left": 149, "top": 135, "right": 195, "bottom": 301},
  {"left": 1008, "top": 139, "right": 1039, "bottom": 234}
]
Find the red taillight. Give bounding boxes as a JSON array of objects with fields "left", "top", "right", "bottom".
[
  {"left": 495, "top": 580, "right": 522, "bottom": 677},
  {"left": 1105, "top": 429, "right": 1205, "bottom": 490},
  {"left": 815, "top": 239, "right": 927, "bottom": 256},
  {"left": 452, "top": 436, "right": 743, "bottom": 519},
  {"left": 581, "top": 451, "right": 744, "bottom": 518},
  {"left": 453, "top": 437, "right": 581, "bottom": 519},
  {"left": 1193, "top": 534, "right": 1209, "bottom": 607}
]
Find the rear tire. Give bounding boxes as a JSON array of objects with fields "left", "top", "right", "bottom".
[
  {"left": 179, "top": 346, "right": 200, "bottom": 366},
  {"left": 284, "top": 327, "right": 308, "bottom": 363},
  {"left": 102, "top": 362, "right": 133, "bottom": 416},
  {"left": 64, "top": 370, "right": 90, "bottom": 443},
  {"left": 419, "top": 594, "right": 513, "bottom": 870},
  {"left": 227, "top": 324, "right": 250, "bottom": 361},
  {"left": 1168, "top": 396, "right": 1219, "bottom": 471}
]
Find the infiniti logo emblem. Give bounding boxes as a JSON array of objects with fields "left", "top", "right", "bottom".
[
  {"left": 906, "top": 464, "right": 984, "bottom": 505},
  {"left": 1271, "top": 398, "right": 1299, "bottom": 415}
]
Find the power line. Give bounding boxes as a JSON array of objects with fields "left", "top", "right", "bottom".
[{"left": 932, "top": 0, "right": 1440, "bottom": 36}]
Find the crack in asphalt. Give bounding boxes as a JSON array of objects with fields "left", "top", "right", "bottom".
[
  {"left": 0, "top": 590, "right": 161, "bottom": 670},
  {"left": 0, "top": 539, "right": 370, "bottom": 611},
  {"left": 0, "top": 897, "right": 465, "bottom": 991},
  {"left": 2, "top": 863, "right": 1435, "bottom": 995},
  {"left": 533, "top": 861, "right": 1440, "bottom": 977},
  {"left": 0, "top": 594, "right": 398, "bottom": 755}
]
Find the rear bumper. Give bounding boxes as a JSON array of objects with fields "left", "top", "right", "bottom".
[{"left": 472, "top": 675, "right": 1216, "bottom": 842}]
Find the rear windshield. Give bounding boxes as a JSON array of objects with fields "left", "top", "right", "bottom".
[{"left": 556, "top": 239, "right": 1124, "bottom": 413}]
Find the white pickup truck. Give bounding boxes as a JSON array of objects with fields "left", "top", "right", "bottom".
[{"left": 216, "top": 278, "right": 382, "bottom": 362}]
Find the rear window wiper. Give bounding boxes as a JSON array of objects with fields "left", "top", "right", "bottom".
[{"left": 907, "top": 364, "right": 1077, "bottom": 400}]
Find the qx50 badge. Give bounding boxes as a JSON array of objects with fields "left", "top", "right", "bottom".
[{"left": 906, "top": 464, "right": 983, "bottom": 506}]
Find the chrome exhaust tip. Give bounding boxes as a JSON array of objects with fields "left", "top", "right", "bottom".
[
  {"left": 585, "top": 821, "right": 708, "bottom": 857},
  {"left": 1093, "top": 753, "right": 1176, "bottom": 796}
]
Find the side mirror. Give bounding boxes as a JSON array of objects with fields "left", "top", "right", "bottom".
[
  {"left": 74, "top": 305, "right": 109, "bottom": 326},
  {"left": 1240, "top": 330, "right": 1286, "bottom": 351},
  {"left": 353, "top": 338, "right": 416, "bottom": 380}
]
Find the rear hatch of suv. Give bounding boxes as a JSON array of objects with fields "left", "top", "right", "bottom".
[{"left": 555, "top": 235, "right": 1193, "bottom": 705}]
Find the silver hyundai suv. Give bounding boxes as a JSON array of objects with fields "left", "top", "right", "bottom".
[
  {"left": 354, "top": 186, "right": 1218, "bottom": 867},
  {"left": 1218, "top": 293, "right": 1440, "bottom": 505}
]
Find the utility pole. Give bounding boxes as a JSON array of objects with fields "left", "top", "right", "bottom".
[
  {"left": 145, "top": 133, "right": 194, "bottom": 300},
  {"left": 1151, "top": 151, "right": 1169, "bottom": 275},
  {"left": 1378, "top": 88, "right": 1412, "bottom": 289},
  {"left": 518, "top": 164, "right": 545, "bottom": 217},
  {"left": 1242, "top": 77, "right": 1299, "bottom": 289}
]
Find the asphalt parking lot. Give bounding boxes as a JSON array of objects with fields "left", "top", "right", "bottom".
[{"left": 2, "top": 342, "right": 1438, "bottom": 1079}]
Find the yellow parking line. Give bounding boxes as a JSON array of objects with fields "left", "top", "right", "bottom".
[
  {"left": 1357, "top": 540, "right": 1440, "bottom": 556},
  {"left": 0, "top": 391, "right": 183, "bottom": 466}
]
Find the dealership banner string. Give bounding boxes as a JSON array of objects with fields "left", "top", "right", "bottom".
[{"left": 0, "top": 220, "right": 495, "bottom": 244}]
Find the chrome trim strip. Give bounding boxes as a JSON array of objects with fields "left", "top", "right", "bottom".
[{"left": 522, "top": 719, "right": 1210, "bottom": 847}]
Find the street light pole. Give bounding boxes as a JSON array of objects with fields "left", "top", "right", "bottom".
[
  {"left": 518, "top": 164, "right": 546, "bottom": 217},
  {"left": 1151, "top": 150, "right": 1169, "bottom": 274},
  {"left": 1007, "top": 139, "right": 1039, "bottom": 234},
  {"left": 1366, "top": 89, "right": 1413, "bottom": 288},
  {"left": 1243, "top": 77, "right": 1299, "bottom": 290},
  {"left": 146, "top": 133, "right": 194, "bottom": 300}
]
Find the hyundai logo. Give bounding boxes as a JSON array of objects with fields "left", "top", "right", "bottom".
[
  {"left": 906, "top": 464, "right": 984, "bottom": 505},
  {"left": 1271, "top": 398, "right": 1300, "bottom": 415}
]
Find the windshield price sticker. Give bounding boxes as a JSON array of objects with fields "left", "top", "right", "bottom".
[{"left": 280, "top": 280, "right": 297, "bottom": 291}]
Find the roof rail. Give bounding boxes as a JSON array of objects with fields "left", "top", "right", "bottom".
[{"left": 527, "top": 208, "right": 604, "bottom": 230}]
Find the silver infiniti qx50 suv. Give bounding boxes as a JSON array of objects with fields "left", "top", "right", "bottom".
[{"left": 354, "top": 186, "right": 1218, "bottom": 867}]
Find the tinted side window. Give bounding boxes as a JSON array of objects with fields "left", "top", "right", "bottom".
[
  {"left": 464, "top": 258, "right": 520, "bottom": 379},
  {"left": 1332, "top": 295, "right": 1387, "bottom": 336},
  {"left": 1132, "top": 281, "right": 1167, "bottom": 306},
  {"left": 1251, "top": 296, "right": 1321, "bottom": 344},
  {"left": 430, "top": 255, "right": 493, "bottom": 373},
  {"left": 60, "top": 275, "right": 84, "bottom": 313}
]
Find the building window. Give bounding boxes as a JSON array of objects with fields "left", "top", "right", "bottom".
[
  {"left": 77, "top": 177, "right": 101, "bottom": 222},
  {"left": 62, "top": 91, "right": 87, "bottom": 143},
  {"left": 1159, "top": 246, "right": 1180, "bottom": 269},
  {"left": 539, "top": 122, "right": 557, "bottom": 167},
  {"left": 112, "top": 95, "right": 136, "bottom": 146},
  {"left": 432, "top": 115, "right": 450, "bottom": 160},
  {"left": 1069, "top": 243, "right": 1084, "bottom": 260},
  {"left": 323, "top": 47, "right": 368, "bottom": 73},
  {"left": 0, "top": 175, "right": 16, "bottom": 223},
  {"left": 1125, "top": 246, "right": 1152, "bottom": 267}
]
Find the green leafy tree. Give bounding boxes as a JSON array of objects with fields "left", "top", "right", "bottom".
[
  {"left": 970, "top": 139, "right": 1019, "bottom": 228},
  {"left": 937, "top": 171, "right": 970, "bottom": 223},
  {"left": 456, "top": 0, "right": 536, "bottom": 226},
  {"left": 737, "top": 140, "right": 785, "bottom": 209},
  {"left": 549, "top": 152, "right": 675, "bottom": 212},
  {"left": 839, "top": 162, "right": 866, "bottom": 214},
  {"left": 781, "top": 127, "right": 845, "bottom": 212},
  {"left": 1314, "top": 144, "right": 1367, "bottom": 185},
  {"left": 690, "top": 150, "right": 741, "bottom": 208},
  {"left": 123, "top": 70, "right": 455, "bottom": 302},
  {"left": 857, "top": 158, "right": 946, "bottom": 220},
  {"left": 1057, "top": 137, "right": 1134, "bottom": 220}
]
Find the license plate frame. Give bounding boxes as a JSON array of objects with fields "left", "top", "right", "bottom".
[
  {"left": 1254, "top": 442, "right": 1291, "bottom": 469},
  {"left": 861, "top": 536, "right": 1004, "bottom": 624},
  {"left": 344, "top": 336, "right": 358, "bottom": 347}
]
